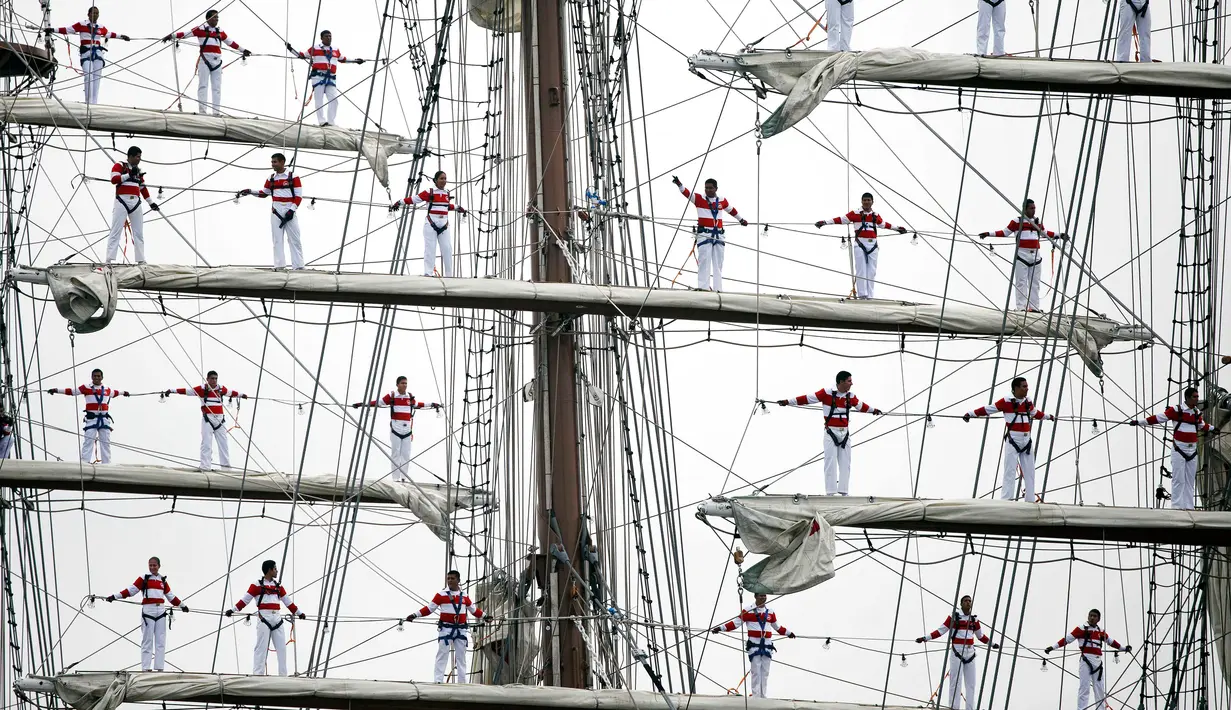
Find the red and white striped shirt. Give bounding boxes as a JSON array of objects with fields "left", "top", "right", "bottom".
[
  {"left": 986, "top": 217, "right": 1056, "bottom": 250},
  {"left": 402, "top": 188, "right": 459, "bottom": 225},
  {"left": 59, "top": 384, "right": 123, "bottom": 414},
  {"left": 175, "top": 384, "right": 244, "bottom": 416},
  {"left": 721, "top": 604, "right": 788, "bottom": 640},
  {"left": 968, "top": 397, "right": 1050, "bottom": 434},
  {"left": 174, "top": 24, "right": 242, "bottom": 55},
  {"left": 417, "top": 588, "right": 483, "bottom": 626},
  {"left": 297, "top": 43, "right": 347, "bottom": 77},
  {"left": 785, "top": 387, "right": 874, "bottom": 429},
  {"left": 255, "top": 171, "right": 303, "bottom": 212},
  {"left": 928, "top": 612, "right": 990, "bottom": 647},
  {"left": 118, "top": 574, "right": 182, "bottom": 606},
  {"left": 233, "top": 579, "right": 299, "bottom": 613},
  {"left": 367, "top": 391, "right": 435, "bottom": 422},
  {"left": 1143, "top": 405, "right": 1212, "bottom": 446},
  {"left": 53, "top": 22, "right": 118, "bottom": 49},
  {"left": 1055, "top": 625, "right": 1123, "bottom": 659},
  {"left": 677, "top": 183, "right": 740, "bottom": 231},
  {"left": 820, "top": 210, "right": 899, "bottom": 240},
  {"left": 111, "top": 162, "right": 151, "bottom": 200}
]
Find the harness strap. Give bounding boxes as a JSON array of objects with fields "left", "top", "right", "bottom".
[
  {"left": 1081, "top": 654, "right": 1104, "bottom": 681},
  {"left": 1015, "top": 252, "right": 1043, "bottom": 268},
  {"left": 855, "top": 237, "right": 878, "bottom": 257},
  {"left": 1126, "top": 0, "right": 1149, "bottom": 16},
  {"left": 142, "top": 610, "right": 169, "bottom": 623},
  {"left": 1175, "top": 447, "right": 1198, "bottom": 462},
  {"left": 746, "top": 610, "right": 775, "bottom": 658},
  {"left": 258, "top": 613, "right": 285, "bottom": 632},
  {"left": 981, "top": 0, "right": 1006, "bottom": 5},
  {"left": 826, "top": 426, "right": 850, "bottom": 449},
  {"left": 1006, "top": 436, "right": 1031, "bottom": 454},
  {"left": 391, "top": 426, "right": 413, "bottom": 440},
  {"left": 116, "top": 195, "right": 140, "bottom": 215},
  {"left": 428, "top": 218, "right": 449, "bottom": 235},
  {"left": 276, "top": 210, "right": 295, "bottom": 229},
  {"left": 438, "top": 594, "right": 467, "bottom": 642}
]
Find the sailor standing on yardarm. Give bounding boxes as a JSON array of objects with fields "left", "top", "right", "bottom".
[
  {"left": 391, "top": 171, "right": 467, "bottom": 277},
  {"left": 287, "top": 31, "right": 364, "bottom": 126},
  {"left": 964, "top": 376, "right": 1056, "bottom": 502},
  {"left": 225, "top": 560, "right": 305, "bottom": 676},
  {"left": 1115, "top": 0, "right": 1151, "bottom": 62},
  {"left": 978, "top": 199, "right": 1067, "bottom": 312},
  {"left": 107, "top": 146, "right": 159, "bottom": 265},
  {"left": 237, "top": 153, "right": 305, "bottom": 269},
  {"left": 815, "top": 192, "right": 908, "bottom": 299},
  {"left": 671, "top": 175, "right": 748, "bottom": 292},
  {"left": 1045, "top": 609, "right": 1130, "bottom": 710},
  {"left": 825, "top": 0, "right": 855, "bottom": 51},
  {"left": 45, "top": 6, "right": 130, "bottom": 104},
  {"left": 162, "top": 9, "right": 250, "bottom": 116},
  {"left": 351, "top": 376, "right": 441, "bottom": 482},
  {"left": 106, "top": 556, "right": 188, "bottom": 672},
  {"left": 163, "top": 370, "right": 246, "bottom": 471},
  {"left": 777, "top": 369, "right": 883, "bottom": 496},
  {"left": 916, "top": 595, "right": 999, "bottom": 710},
  {"left": 975, "top": 0, "right": 1007, "bottom": 56},
  {"left": 49, "top": 368, "right": 129, "bottom": 464},
  {"left": 711, "top": 593, "right": 795, "bottom": 699},
  {"left": 1131, "top": 386, "right": 1219, "bottom": 510},
  {"left": 407, "top": 570, "right": 486, "bottom": 683}
]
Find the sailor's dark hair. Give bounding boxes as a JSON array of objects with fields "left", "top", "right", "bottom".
[
  {"left": 836, "top": 370, "right": 852, "bottom": 384},
  {"left": 91, "top": 368, "right": 103, "bottom": 376},
  {"left": 126, "top": 145, "right": 142, "bottom": 157},
  {"left": 207, "top": 370, "right": 218, "bottom": 378},
  {"left": 205, "top": 9, "right": 219, "bottom": 19},
  {"left": 320, "top": 30, "right": 332, "bottom": 37},
  {"left": 960, "top": 595, "right": 972, "bottom": 603},
  {"left": 446, "top": 569, "right": 461, "bottom": 578},
  {"left": 1024, "top": 198, "right": 1036, "bottom": 207},
  {"left": 1185, "top": 386, "right": 1200, "bottom": 398},
  {"left": 1089, "top": 608, "right": 1101, "bottom": 618},
  {"left": 704, "top": 178, "right": 718, "bottom": 188},
  {"left": 271, "top": 152, "right": 287, "bottom": 162},
  {"left": 396, "top": 375, "right": 408, "bottom": 384},
  {"left": 861, "top": 192, "right": 874, "bottom": 200},
  {"left": 433, "top": 170, "right": 447, "bottom": 181},
  {"left": 149, "top": 556, "right": 161, "bottom": 565},
  {"left": 1011, "top": 376, "right": 1028, "bottom": 389},
  {"left": 262, "top": 559, "right": 277, "bottom": 574}
]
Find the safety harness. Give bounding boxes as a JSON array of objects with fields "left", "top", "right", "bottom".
[
  {"left": 199, "top": 26, "right": 224, "bottom": 72},
  {"left": 853, "top": 212, "right": 880, "bottom": 261},
  {"left": 1126, "top": 0, "right": 1149, "bottom": 16},
  {"left": 980, "top": 0, "right": 1006, "bottom": 6},
  {"left": 1077, "top": 625, "right": 1105, "bottom": 681},
  {"left": 140, "top": 574, "right": 169, "bottom": 624},
  {"left": 200, "top": 385, "right": 226, "bottom": 431},
  {"left": 271, "top": 171, "right": 297, "bottom": 229},
  {"left": 309, "top": 45, "right": 338, "bottom": 88},
  {"left": 390, "top": 392, "right": 416, "bottom": 440},
  {"left": 1173, "top": 408, "right": 1201, "bottom": 462},
  {"left": 745, "top": 608, "right": 776, "bottom": 658},
  {"left": 837, "top": 0, "right": 853, "bottom": 4},
  {"left": 254, "top": 579, "right": 285, "bottom": 631},
  {"left": 948, "top": 612, "right": 979, "bottom": 665},
  {"left": 438, "top": 591, "right": 467, "bottom": 643},
  {"left": 83, "top": 387, "right": 113, "bottom": 432},
  {"left": 79, "top": 23, "right": 107, "bottom": 64},
  {"left": 1003, "top": 398, "right": 1034, "bottom": 454},
  {"left": 824, "top": 391, "right": 856, "bottom": 450},
  {"left": 116, "top": 164, "right": 143, "bottom": 215},
  {"left": 696, "top": 197, "right": 725, "bottom": 246}
]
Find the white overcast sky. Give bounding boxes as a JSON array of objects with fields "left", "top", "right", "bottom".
[{"left": 7, "top": 0, "right": 1230, "bottom": 707}]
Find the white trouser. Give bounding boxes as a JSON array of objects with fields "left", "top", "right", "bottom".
[
  {"left": 253, "top": 610, "right": 289, "bottom": 676},
  {"left": 81, "top": 422, "right": 112, "bottom": 464},
  {"left": 1002, "top": 434, "right": 1035, "bottom": 501},
  {"left": 747, "top": 654, "right": 772, "bottom": 698},
  {"left": 1076, "top": 656, "right": 1105, "bottom": 710},
  {"left": 826, "top": 0, "right": 855, "bottom": 51},
  {"left": 823, "top": 427, "right": 852, "bottom": 495},
  {"left": 196, "top": 55, "right": 223, "bottom": 115},
  {"left": 853, "top": 238, "right": 878, "bottom": 298},
  {"left": 140, "top": 609, "right": 169, "bottom": 671},
  {"left": 107, "top": 196, "right": 145, "bottom": 263},
  {"left": 434, "top": 636, "right": 469, "bottom": 683},
  {"left": 1171, "top": 445, "right": 1197, "bottom": 510},
  {"left": 200, "top": 415, "right": 230, "bottom": 470},
  {"left": 1116, "top": 0, "right": 1151, "bottom": 62},
  {"left": 696, "top": 238, "right": 726, "bottom": 291},
  {"left": 976, "top": 0, "right": 1007, "bottom": 56},
  {"left": 1012, "top": 248, "right": 1042, "bottom": 310},
  {"left": 389, "top": 421, "right": 413, "bottom": 482},
  {"left": 82, "top": 57, "right": 104, "bottom": 104},
  {"left": 0, "top": 435, "right": 12, "bottom": 459},
  {"left": 423, "top": 219, "right": 453, "bottom": 276},
  {"left": 312, "top": 82, "right": 339, "bottom": 125},
  {"left": 270, "top": 209, "right": 304, "bottom": 269},
  {"left": 947, "top": 648, "right": 978, "bottom": 710}
]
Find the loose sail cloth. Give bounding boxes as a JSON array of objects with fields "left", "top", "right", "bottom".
[
  {"left": 16, "top": 672, "right": 923, "bottom": 710},
  {"left": 688, "top": 49, "right": 1231, "bottom": 138},
  {"left": 14, "top": 264, "right": 1150, "bottom": 376},
  {"left": 699, "top": 495, "right": 1231, "bottom": 594},
  {"left": 1203, "top": 391, "right": 1231, "bottom": 692},
  {"left": 0, "top": 97, "right": 414, "bottom": 186},
  {"left": 0, "top": 460, "right": 490, "bottom": 542}
]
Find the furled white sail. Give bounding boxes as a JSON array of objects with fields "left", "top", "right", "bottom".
[
  {"left": 699, "top": 495, "right": 1231, "bottom": 594},
  {"left": 15, "top": 672, "right": 922, "bottom": 710},
  {"left": 0, "top": 97, "right": 414, "bottom": 187},
  {"left": 14, "top": 264, "right": 1149, "bottom": 377},
  {"left": 689, "top": 49, "right": 1231, "bottom": 137},
  {"left": 1203, "top": 391, "right": 1231, "bottom": 692},
  {"left": 0, "top": 460, "right": 491, "bottom": 542}
]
